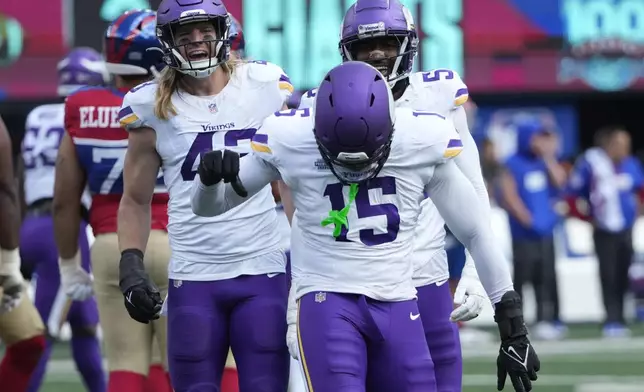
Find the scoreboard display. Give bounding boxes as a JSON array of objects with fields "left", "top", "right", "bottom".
[{"left": 1, "top": 0, "right": 643, "bottom": 99}]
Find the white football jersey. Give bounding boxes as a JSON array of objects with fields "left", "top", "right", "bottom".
[
  {"left": 252, "top": 106, "right": 463, "bottom": 301},
  {"left": 120, "top": 61, "right": 294, "bottom": 281},
  {"left": 22, "top": 104, "right": 92, "bottom": 208},
  {"left": 299, "top": 69, "right": 468, "bottom": 286}
]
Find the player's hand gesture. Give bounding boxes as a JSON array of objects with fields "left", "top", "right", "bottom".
[
  {"left": 494, "top": 291, "right": 540, "bottom": 392},
  {"left": 119, "top": 249, "right": 162, "bottom": 324},
  {"left": 198, "top": 149, "right": 247, "bottom": 196},
  {"left": 60, "top": 262, "right": 94, "bottom": 301}
]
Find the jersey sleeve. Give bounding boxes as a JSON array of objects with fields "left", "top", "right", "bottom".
[
  {"left": 250, "top": 114, "right": 283, "bottom": 168},
  {"left": 417, "top": 69, "right": 469, "bottom": 113},
  {"left": 246, "top": 61, "right": 294, "bottom": 105},
  {"left": 298, "top": 89, "right": 317, "bottom": 109},
  {"left": 118, "top": 82, "right": 157, "bottom": 131},
  {"left": 415, "top": 113, "right": 464, "bottom": 166}
]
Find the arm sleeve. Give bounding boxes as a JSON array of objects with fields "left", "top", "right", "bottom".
[
  {"left": 277, "top": 73, "right": 294, "bottom": 104},
  {"left": 190, "top": 152, "right": 280, "bottom": 217},
  {"left": 426, "top": 159, "right": 514, "bottom": 304},
  {"left": 118, "top": 88, "right": 154, "bottom": 131}
]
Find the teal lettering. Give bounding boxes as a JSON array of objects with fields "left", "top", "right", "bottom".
[
  {"left": 244, "top": 0, "right": 284, "bottom": 66},
  {"left": 283, "top": 0, "right": 306, "bottom": 87},
  {"left": 100, "top": 0, "right": 151, "bottom": 21},
  {"left": 563, "top": 0, "right": 644, "bottom": 45},
  {"left": 417, "top": 0, "right": 463, "bottom": 76},
  {"left": 307, "top": 0, "right": 344, "bottom": 88}
]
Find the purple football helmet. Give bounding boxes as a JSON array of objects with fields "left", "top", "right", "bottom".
[
  {"left": 339, "top": 0, "right": 418, "bottom": 87},
  {"left": 57, "top": 47, "right": 110, "bottom": 97},
  {"left": 228, "top": 13, "right": 245, "bottom": 59},
  {"left": 314, "top": 61, "right": 396, "bottom": 184},
  {"left": 156, "top": 0, "right": 231, "bottom": 78}
]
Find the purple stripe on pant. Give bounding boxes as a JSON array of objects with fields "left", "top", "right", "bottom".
[{"left": 167, "top": 273, "right": 289, "bottom": 392}]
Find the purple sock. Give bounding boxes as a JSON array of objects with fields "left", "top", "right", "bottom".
[
  {"left": 26, "top": 338, "right": 53, "bottom": 392},
  {"left": 71, "top": 334, "right": 107, "bottom": 392}
]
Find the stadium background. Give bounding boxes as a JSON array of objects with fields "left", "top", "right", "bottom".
[{"left": 1, "top": 0, "right": 644, "bottom": 391}]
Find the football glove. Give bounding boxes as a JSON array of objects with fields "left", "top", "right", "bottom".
[
  {"left": 198, "top": 149, "right": 247, "bottom": 197},
  {"left": 286, "top": 283, "right": 299, "bottom": 360},
  {"left": 119, "top": 249, "right": 162, "bottom": 324},
  {"left": 495, "top": 290, "right": 540, "bottom": 392},
  {"left": 0, "top": 249, "right": 24, "bottom": 314},
  {"left": 450, "top": 254, "right": 486, "bottom": 322},
  {"left": 59, "top": 252, "right": 94, "bottom": 301}
]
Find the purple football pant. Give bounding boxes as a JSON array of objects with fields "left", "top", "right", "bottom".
[
  {"left": 167, "top": 273, "right": 289, "bottom": 392},
  {"left": 417, "top": 282, "right": 463, "bottom": 392},
  {"left": 296, "top": 292, "right": 437, "bottom": 392},
  {"left": 19, "top": 216, "right": 105, "bottom": 392}
]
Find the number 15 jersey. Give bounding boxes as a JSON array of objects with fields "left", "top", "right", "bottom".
[
  {"left": 120, "top": 61, "right": 294, "bottom": 280},
  {"left": 251, "top": 107, "right": 463, "bottom": 301}
]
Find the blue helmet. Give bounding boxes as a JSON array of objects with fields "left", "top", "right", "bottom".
[
  {"left": 156, "top": 0, "right": 231, "bottom": 78},
  {"left": 57, "top": 47, "right": 110, "bottom": 96},
  {"left": 229, "top": 13, "right": 245, "bottom": 59},
  {"left": 103, "top": 9, "right": 164, "bottom": 77},
  {"left": 314, "top": 61, "right": 395, "bottom": 184},
  {"left": 339, "top": 0, "right": 418, "bottom": 87}
]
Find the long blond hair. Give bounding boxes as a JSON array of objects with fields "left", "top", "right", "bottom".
[{"left": 154, "top": 58, "right": 243, "bottom": 121}]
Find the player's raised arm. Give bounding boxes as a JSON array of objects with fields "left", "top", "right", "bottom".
[
  {"left": 117, "top": 126, "right": 161, "bottom": 253},
  {"left": 191, "top": 149, "right": 281, "bottom": 217}
]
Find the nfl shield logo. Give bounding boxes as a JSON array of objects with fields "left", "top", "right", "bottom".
[
  {"left": 314, "top": 292, "right": 326, "bottom": 303},
  {"left": 208, "top": 102, "right": 218, "bottom": 113}
]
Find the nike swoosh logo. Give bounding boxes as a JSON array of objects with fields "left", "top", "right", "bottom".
[
  {"left": 501, "top": 344, "right": 530, "bottom": 370},
  {"left": 410, "top": 312, "right": 421, "bottom": 321},
  {"left": 435, "top": 279, "right": 448, "bottom": 287}
]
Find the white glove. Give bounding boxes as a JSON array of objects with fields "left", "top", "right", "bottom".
[
  {"left": 286, "top": 283, "right": 299, "bottom": 360},
  {"left": 0, "top": 249, "right": 25, "bottom": 314},
  {"left": 450, "top": 253, "right": 487, "bottom": 322},
  {"left": 59, "top": 252, "right": 94, "bottom": 301}
]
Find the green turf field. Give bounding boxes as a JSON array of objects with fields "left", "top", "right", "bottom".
[{"left": 22, "top": 324, "right": 644, "bottom": 391}]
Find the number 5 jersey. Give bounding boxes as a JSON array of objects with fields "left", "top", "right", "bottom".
[{"left": 119, "top": 61, "right": 293, "bottom": 281}]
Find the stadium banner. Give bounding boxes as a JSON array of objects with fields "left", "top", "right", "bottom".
[
  {"left": 1, "top": 0, "right": 643, "bottom": 99},
  {"left": 243, "top": 0, "right": 644, "bottom": 93}
]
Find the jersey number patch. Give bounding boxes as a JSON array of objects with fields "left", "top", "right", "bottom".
[
  {"left": 181, "top": 129, "right": 258, "bottom": 181},
  {"left": 324, "top": 176, "right": 400, "bottom": 246},
  {"left": 422, "top": 69, "right": 454, "bottom": 83},
  {"left": 22, "top": 127, "right": 64, "bottom": 169}
]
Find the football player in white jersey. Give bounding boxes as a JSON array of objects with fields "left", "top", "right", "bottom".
[
  {"left": 116, "top": 1, "right": 292, "bottom": 391},
  {"left": 191, "top": 62, "right": 541, "bottom": 392},
  {"left": 296, "top": 1, "right": 487, "bottom": 390},
  {"left": 20, "top": 48, "right": 107, "bottom": 391}
]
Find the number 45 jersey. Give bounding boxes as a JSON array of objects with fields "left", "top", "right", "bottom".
[
  {"left": 300, "top": 69, "right": 469, "bottom": 286},
  {"left": 65, "top": 86, "right": 169, "bottom": 235},
  {"left": 120, "top": 61, "right": 294, "bottom": 279},
  {"left": 252, "top": 107, "right": 463, "bottom": 302}
]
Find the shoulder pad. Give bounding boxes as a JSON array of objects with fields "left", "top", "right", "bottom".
[
  {"left": 298, "top": 89, "right": 317, "bottom": 109},
  {"left": 412, "top": 69, "right": 469, "bottom": 109},
  {"left": 245, "top": 61, "right": 294, "bottom": 94},
  {"left": 122, "top": 81, "right": 158, "bottom": 106},
  {"left": 404, "top": 109, "right": 462, "bottom": 162}
]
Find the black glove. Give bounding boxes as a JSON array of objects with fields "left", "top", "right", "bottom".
[
  {"left": 119, "top": 249, "right": 162, "bottom": 324},
  {"left": 494, "top": 291, "right": 541, "bottom": 392},
  {"left": 198, "top": 149, "right": 247, "bottom": 197}
]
